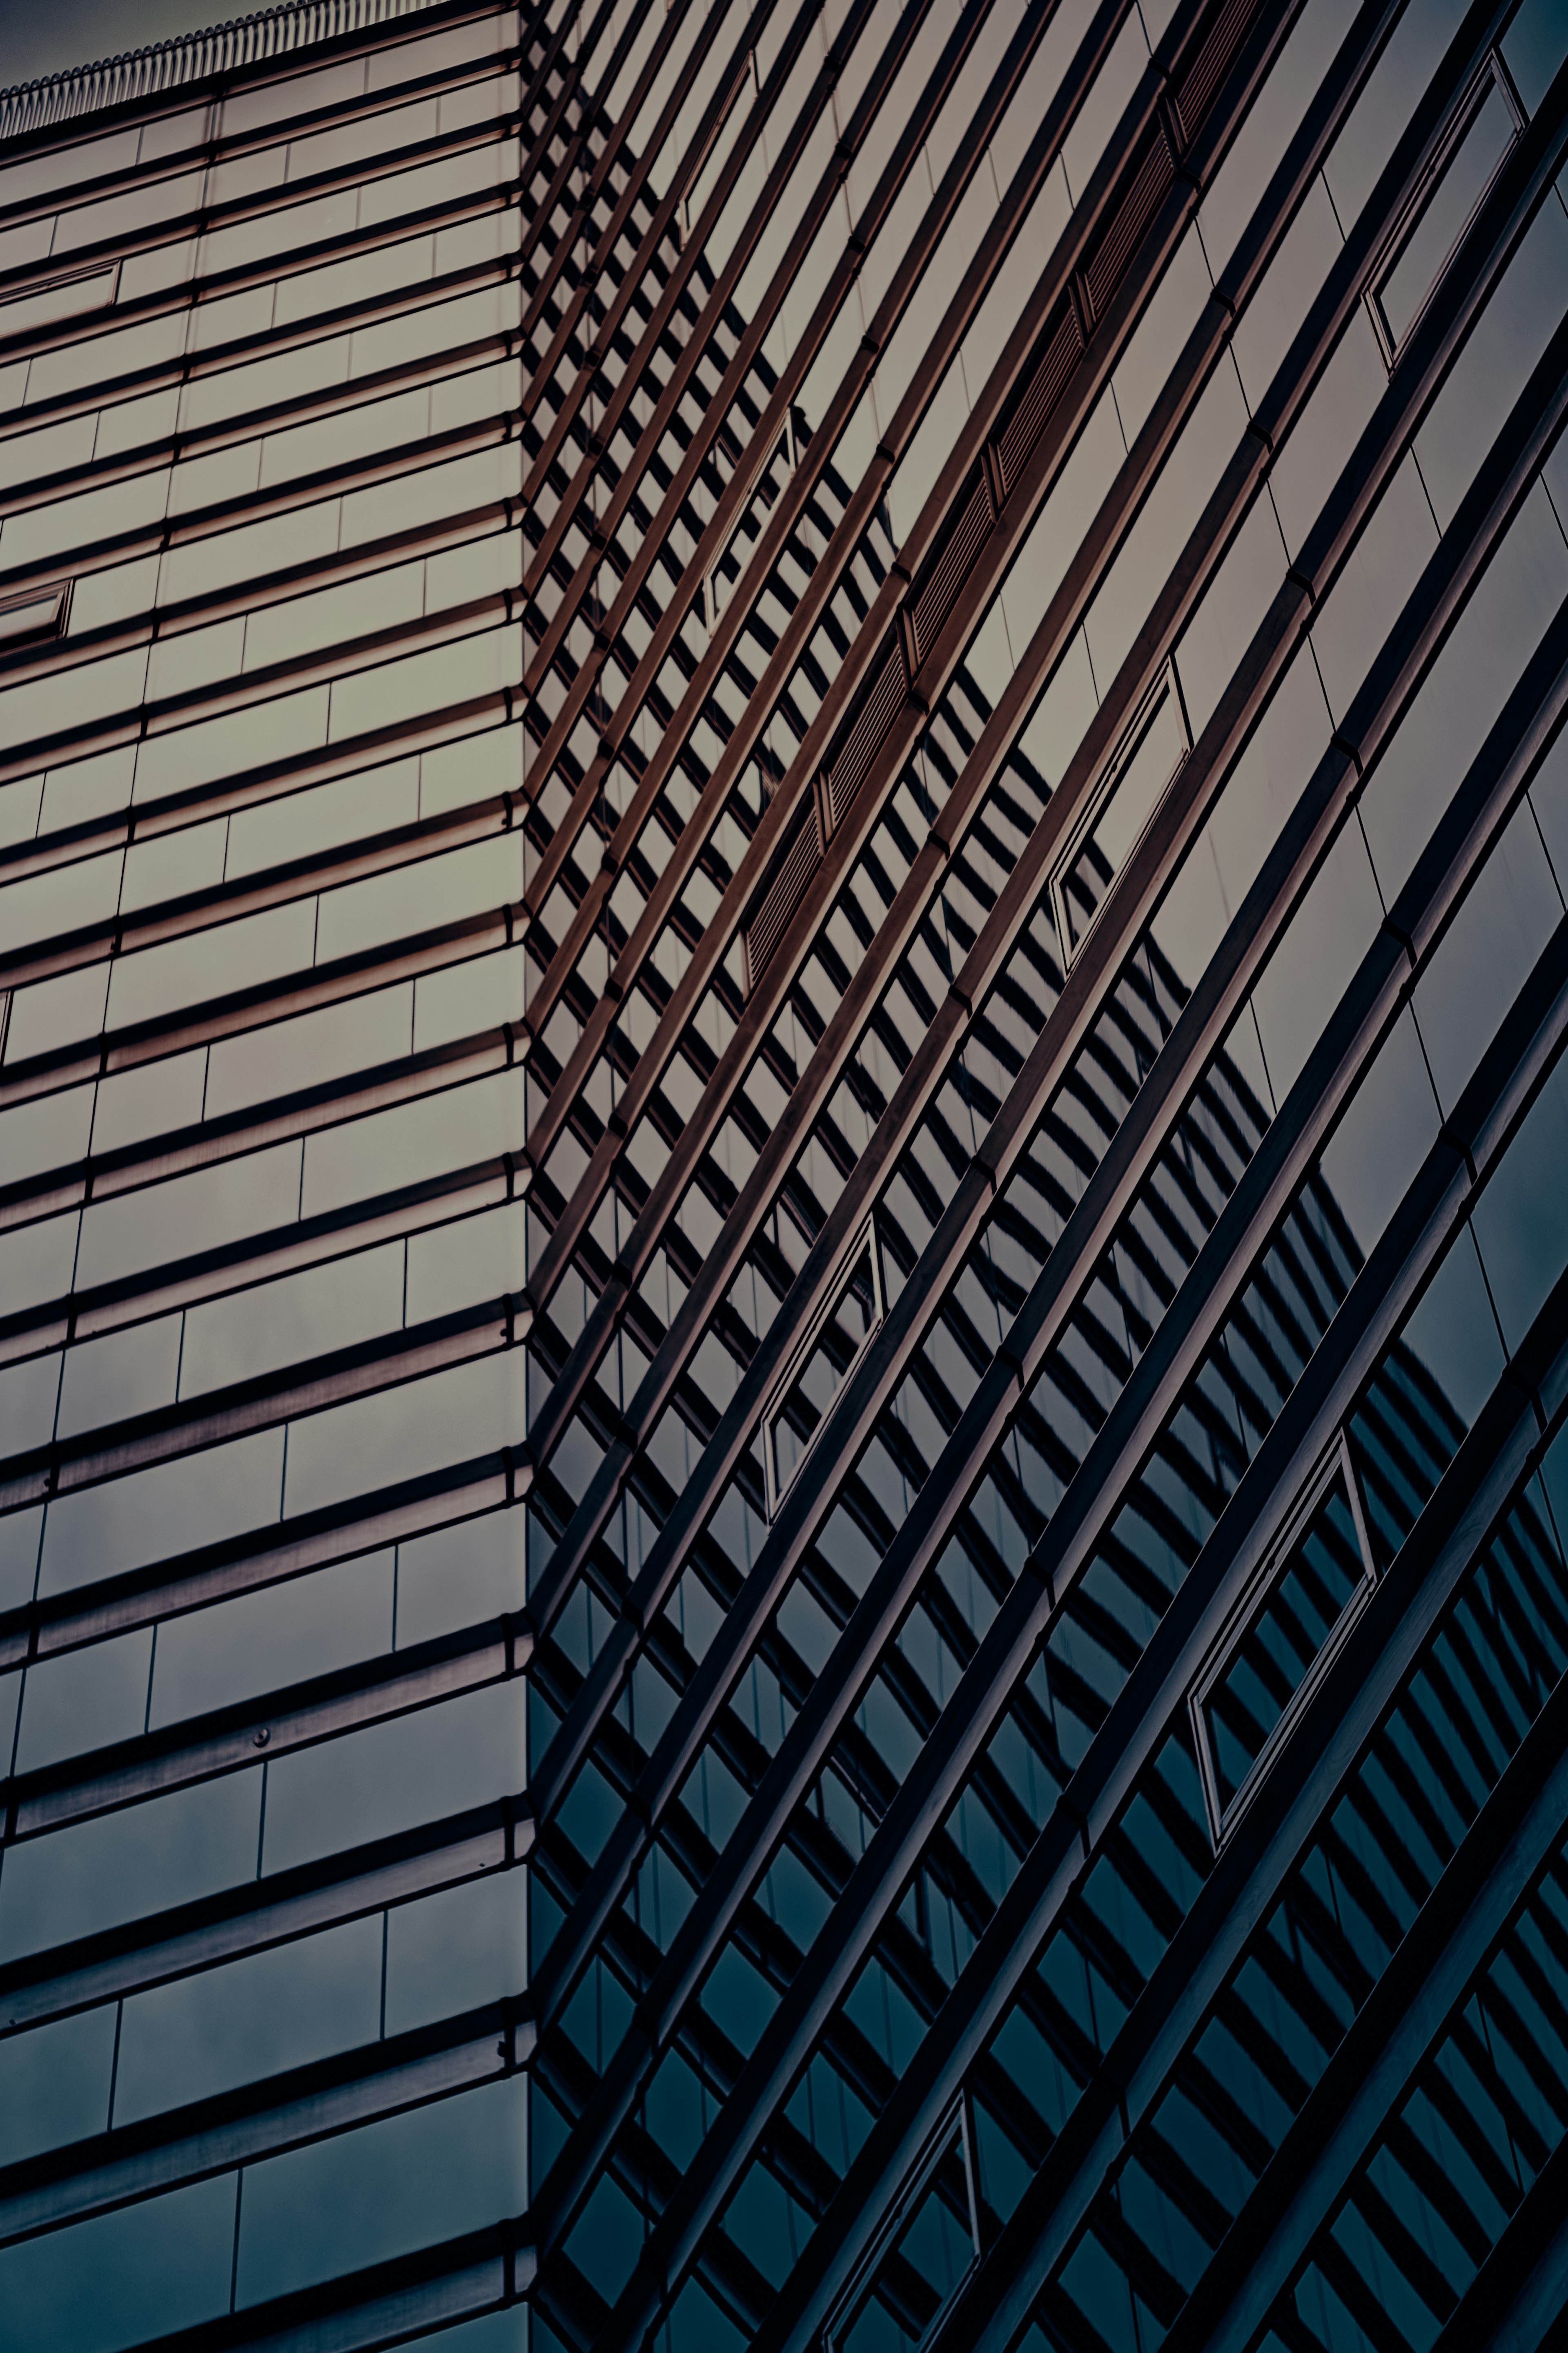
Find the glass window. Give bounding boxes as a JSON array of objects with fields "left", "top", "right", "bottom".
[
  {"left": 300, "top": 1068, "right": 521, "bottom": 1221},
  {"left": 324, "top": 622, "right": 519, "bottom": 746},
  {"left": 0, "top": 262, "right": 118, "bottom": 340},
  {"left": 23, "top": 310, "right": 185, "bottom": 406},
  {"left": 272, "top": 229, "right": 436, "bottom": 331},
  {"left": 150, "top": 1546, "right": 395, "bottom": 1726},
  {"left": 0, "top": 2175, "right": 235, "bottom": 2351},
  {"left": 105, "top": 899, "right": 318, "bottom": 1033},
  {"left": 113, "top": 1912, "right": 382, "bottom": 2124},
  {"left": 37, "top": 1425, "right": 286, "bottom": 1597},
  {"left": 825, "top": 2097, "right": 981, "bottom": 2353},
  {"left": 0, "top": 844, "right": 122, "bottom": 955},
  {"left": 0, "top": 2003, "right": 117, "bottom": 2168},
  {"left": 0, "top": 464, "right": 169, "bottom": 571},
  {"left": 1367, "top": 51, "right": 1523, "bottom": 366},
  {"left": 258, "top": 1676, "right": 523, "bottom": 1875},
  {"left": 56, "top": 1311, "right": 182, "bottom": 1439},
  {"left": 0, "top": 1769, "right": 261, "bottom": 1958},
  {"left": 220, "top": 55, "right": 369, "bottom": 142},
  {"left": 234, "top": 2074, "right": 526, "bottom": 2308},
  {"left": 178, "top": 1241, "right": 405, "bottom": 1400},
  {"left": 72, "top": 1144, "right": 303, "bottom": 1293},
  {"left": 765, "top": 1220, "right": 885, "bottom": 1515},
  {"left": 0, "top": 645, "right": 148, "bottom": 748},
  {"left": 1189, "top": 1432, "right": 1377, "bottom": 1847},
  {"left": 132, "top": 684, "right": 330, "bottom": 804},
  {"left": 52, "top": 166, "right": 204, "bottom": 254},
  {"left": 364, "top": 13, "right": 508, "bottom": 94},
  {"left": 280, "top": 1347, "right": 522, "bottom": 1525},
  {"left": 198, "top": 184, "right": 359, "bottom": 279},
  {"left": 13, "top": 1621, "right": 156, "bottom": 1771},
  {"left": 0, "top": 127, "right": 138, "bottom": 212},
  {"left": 1050, "top": 660, "right": 1189, "bottom": 969},
  {"left": 0, "top": 411, "right": 98, "bottom": 493}
]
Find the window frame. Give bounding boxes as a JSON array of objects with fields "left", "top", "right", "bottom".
[
  {"left": 0, "top": 259, "right": 119, "bottom": 342},
  {"left": 1364, "top": 47, "right": 1525, "bottom": 371},
  {"left": 0, "top": 576, "right": 71, "bottom": 648},
  {"left": 762, "top": 1211, "right": 885, "bottom": 1519},
  {"left": 1048, "top": 655, "right": 1190, "bottom": 975},
  {"left": 1189, "top": 1429, "right": 1378, "bottom": 1853},
  {"left": 822, "top": 2092, "right": 981, "bottom": 2353}
]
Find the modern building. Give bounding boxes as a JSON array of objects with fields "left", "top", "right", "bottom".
[{"left": 4, "top": 0, "right": 1568, "bottom": 2349}]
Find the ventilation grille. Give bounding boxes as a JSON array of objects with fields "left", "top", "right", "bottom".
[
  {"left": 743, "top": 792, "right": 824, "bottom": 992},
  {"left": 994, "top": 299, "right": 1084, "bottom": 498},
  {"left": 1176, "top": 0, "right": 1258, "bottom": 142},
  {"left": 908, "top": 469, "right": 996, "bottom": 668},
  {"left": 1084, "top": 120, "right": 1176, "bottom": 326},
  {"left": 826, "top": 638, "right": 909, "bottom": 827}
]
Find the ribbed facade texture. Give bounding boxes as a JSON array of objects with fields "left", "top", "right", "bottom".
[{"left": 4, "top": 0, "right": 1568, "bottom": 2349}]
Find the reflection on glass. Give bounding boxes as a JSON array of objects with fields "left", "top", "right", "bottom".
[
  {"left": 769, "top": 1237, "right": 881, "bottom": 1511},
  {"left": 1372, "top": 59, "right": 1521, "bottom": 362},
  {"left": 831, "top": 2106, "right": 979, "bottom": 2353},
  {"left": 1194, "top": 1439, "right": 1375, "bottom": 1842},
  {"left": 1051, "top": 663, "right": 1189, "bottom": 966}
]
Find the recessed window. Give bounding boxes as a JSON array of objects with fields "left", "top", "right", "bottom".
[
  {"left": 1050, "top": 660, "right": 1189, "bottom": 971},
  {"left": 0, "top": 580, "right": 71, "bottom": 648},
  {"left": 1190, "top": 1432, "right": 1377, "bottom": 1850},
  {"left": 0, "top": 263, "right": 119, "bottom": 342},
  {"left": 763, "top": 1219, "right": 884, "bottom": 1517},
  {"left": 1367, "top": 52, "right": 1523, "bottom": 368},
  {"left": 824, "top": 2099, "right": 980, "bottom": 2353}
]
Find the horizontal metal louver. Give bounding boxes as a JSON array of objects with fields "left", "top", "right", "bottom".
[
  {"left": 1175, "top": 0, "right": 1258, "bottom": 141},
  {"left": 824, "top": 637, "right": 909, "bottom": 827},
  {"left": 994, "top": 298, "right": 1085, "bottom": 497},
  {"left": 1084, "top": 118, "right": 1177, "bottom": 324},
  {"left": 907, "top": 469, "right": 997, "bottom": 668},
  {"left": 742, "top": 790, "right": 824, "bottom": 992}
]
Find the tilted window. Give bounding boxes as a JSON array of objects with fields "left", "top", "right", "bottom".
[
  {"left": 0, "top": 262, "right": 118, "bottom": 341},
  {"left": 824, "top": 2098, "right": 980, "bottom": 2353},
  {"left": 1366, "top": 50, "right": 1523, "bottom": 368},
  {"left": 1049, "top": 658, "right": 1189, "bottom": 972},
  {"left": 1190, "top": 1432, "right": 1377, "bottom": 1851},
  {"left": 0, "top": 579, "right": 72, "bottom": 648},
  {"left": 763, "top": 1218, "right": 884, "bottom": 1518}
]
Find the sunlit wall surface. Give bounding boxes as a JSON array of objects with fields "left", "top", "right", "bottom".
[{"left": 7, "top": 0, "right": 1568, "bottom": 2349}]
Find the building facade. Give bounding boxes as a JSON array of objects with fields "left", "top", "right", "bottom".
[{"left": 3, "top": 0, "right": 1568, "bottom": 2349}]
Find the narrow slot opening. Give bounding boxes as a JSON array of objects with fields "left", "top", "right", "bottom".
[{"left": 1050, "top": 661, "right": 1189, "bottom": 970}]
